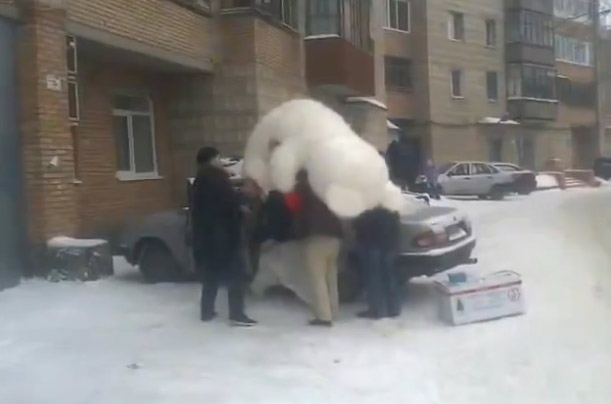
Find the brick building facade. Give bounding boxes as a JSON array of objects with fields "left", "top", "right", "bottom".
[{"left": 0, "top": 0, "right": 386, "bottom": 281}]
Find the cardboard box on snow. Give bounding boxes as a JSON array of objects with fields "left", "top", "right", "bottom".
[{"left": 436, "top": 271, "right": 525, "bottom": 326}]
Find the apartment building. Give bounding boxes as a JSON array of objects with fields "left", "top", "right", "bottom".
[
  {"left": 383, "top": 0, "right": 604, "bottom": 170},
  {"left": 0, "top": 0, "right": 386, "bottom": 284}
]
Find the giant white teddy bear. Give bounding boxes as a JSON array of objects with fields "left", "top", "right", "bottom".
[{"left": 243, "top": 99, "right": 406, "bottom": 218}]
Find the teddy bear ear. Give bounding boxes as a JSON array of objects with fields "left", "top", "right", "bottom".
[{"left": 324, "top": 184, "right": 367, "bottom": 218}]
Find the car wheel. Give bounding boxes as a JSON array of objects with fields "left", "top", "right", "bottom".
[
  {"left": 478, "top": 195, "right": 488, "bottom": 200},
  {"left": 517, "top": 187, "right": 532, "bottom": 195},
  {"left": 138, "top": 240, "right": 183, "bottom": 283},
  {"left": 489, "top": 185, "right": 505, "bottom": 201}
]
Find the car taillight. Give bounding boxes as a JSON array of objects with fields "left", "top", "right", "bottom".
[
  {"left": 414, "top": 231, "right": 446, "bottom": 247},
  {"left": 414, "top": 231, "right": 435, "bottom": 248}
]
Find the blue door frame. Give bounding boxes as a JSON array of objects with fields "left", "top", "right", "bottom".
[{"left": 0, "top": 17, "right": 23, "bottom": 291}]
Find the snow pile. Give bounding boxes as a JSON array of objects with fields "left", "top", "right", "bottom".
[
  {"left": 47, "top": 237, "right": 106, "bottom": 248},
  {"left": 219, "top": 157, "right": 243, "bottom": 179},
  {"left": 536, "top": 173, "right": 559, "bottom": 189},
  {"left": 243, "top": 99, "right": 413, "bottom": 217},
  {"left": 3, "top": 191, "right": 611, "bottom": 403}
]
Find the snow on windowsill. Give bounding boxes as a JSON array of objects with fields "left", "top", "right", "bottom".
[
  {"left": 115, "top": 172, "right": 164, "bottom": 182},
  {"left": 507, "top": 96, "right": 558, "bottom": 103},
  {"left": 48, "top": 236, "right": 107, "bottom": 249},
  {"left": 345, "top": 97, "right": 387, "bottom": 110},
  {"left": 383, "top": 27, "right": 411, "bottom": 34},
  {"left": 477, "top": 116, "right": 520, "bottom": 125},
  {"left": 304, "top": 34, "right": 340, "bottom": 40}
]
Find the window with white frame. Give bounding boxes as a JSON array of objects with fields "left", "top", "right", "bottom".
[
  {"left": 554, "top": 0, "right": 593, "bottom": 23},
  {"left": 451, "top": 69, "right": 463, "bottom": 98},
  {"left": 485, "top": 19, "right": 497, "bottom": 47},
  {"left": 387, "top": 0, "right": 410, "bottom": 32},
  {"left": 448, "top": 12, "right": 464, "bottom": 41},
  {"left": 112, "top": 94, "right": 158, "bottom": 179},
  {"left": 555, "top": 34, "right": 593, "bottom": 65}
]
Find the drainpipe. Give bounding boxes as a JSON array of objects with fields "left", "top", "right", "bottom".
[{"left": 594, "top": 0, "right": 603, "bottom": 158}]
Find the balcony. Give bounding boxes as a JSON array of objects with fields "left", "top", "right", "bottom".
[
  {"left": 508, "top": 98, "right": 558, "bottom": 120},
  {"left": 305, "top": 35, "right": 374, "bottom": 97},
  {"left": 505, "top": 0, "right": 553, "bottom": 15},
  {"left": 506, "top": 43, "right": 555, "bottom": 66}
]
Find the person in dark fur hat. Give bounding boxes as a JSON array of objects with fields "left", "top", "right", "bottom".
[{"left": 191, "top": 146, "right": 256, "bottom": 326}]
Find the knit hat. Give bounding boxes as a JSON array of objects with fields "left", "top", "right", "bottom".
[{"left": 196, "top": 146, "right": 220, "bottom": 165}]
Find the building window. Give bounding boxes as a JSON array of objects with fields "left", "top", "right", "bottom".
[
  {"left": 487, "top": 71, "right": 498, "bottom": 101},
  {"left": 557, "top": 75, "right": 595, "bottom": 107},
  {"left": 222, "top": 0, "right": 298, "bottom": 29},
  {"left": 448, "top": 12, "right": 464, "bottom": 41},
  {"left": 507, "top": 64, "right": 556, "bottom": 100},
  {"left": 387, "top": 0, "right": 410, "bottom": 32},
  {"left": 451, "top": 69, "right": 463, "bottom": 98},
  {"left": 485, "top": 19, "right": 497, "bottom": 47},
  {"left": 507, "top": 10, "right": 553, "bottom": 47},
  {"left": 385, "top": 56, "right": 412, "bottom": 91},
  {"left": 306, "top": 0, "right": 370, "bottom": 49},
  {"left": 554, "top": 0, "right": 593, "bottom": 23},
  {"left": 307, "top": 0, "right": 340, "bottom": 35},
  {"left": 555, "top": 35, "right": 593, "bottom": 65},
  {"left": 67, "top": 79, "right": 79, "bottom": 121},
  {"left": 112, "top": 94, "right": 158, "bottom": 179}
]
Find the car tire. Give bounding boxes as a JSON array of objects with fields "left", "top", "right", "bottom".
[
  {"left": 138, "top": 240, "right": 183, "bottom": 283},
  {"left": 478, "top": 195, "right": 488, "bottom": 200},
  {"left": 489, "top": 185, "right": 505, "bottom": 201},
  {"left": 517, "top": 187, "right": 532, "bottom": 196}
]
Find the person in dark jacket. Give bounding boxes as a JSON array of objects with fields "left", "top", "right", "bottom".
[
  {"left": 191, "top": 147, "right": 256, "bottom": 326},
  {"left": 352, "top": 207, "right": 402, "bottom": 319},
  {"left": 386, "top": 134, "right": 419, "bottom": 191},
  {"left": 294, "top": 170, "right": 343, "bottom": 327}
]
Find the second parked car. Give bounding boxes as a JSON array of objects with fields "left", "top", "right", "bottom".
[
  {"left": 491, "top": 162, "right": 537, "bottom": 195},
  {"left": 437, "top": 161, "right": 513, "bottom": 200}
]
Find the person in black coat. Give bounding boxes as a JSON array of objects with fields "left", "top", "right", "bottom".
[
  {"left": 386, "top": 134, "right": 419, "bottom": 191},
  {"left": 352, "top": 207, "right": 402, "bottom": 319},
  {"left": 191, "top": 147, "right": 256, "bottom": 326}
]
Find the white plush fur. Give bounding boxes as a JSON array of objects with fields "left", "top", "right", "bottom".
[{"left": 243, "top": 98, "right": 414, "bottom": 217}]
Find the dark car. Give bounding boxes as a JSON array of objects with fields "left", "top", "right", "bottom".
[
  {"left": 492, "top": 162, "right": 537, "bottom": 195},
  {"left": 594, "top": 157, "right": 611, "bottom": 180}
]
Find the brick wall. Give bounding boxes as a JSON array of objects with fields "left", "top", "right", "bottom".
[
  {"left": 254, "top": 18, "right": 306, "bottom": 115},
  {"left": 75, "top": 59, "right": 174, "bottom": 238},
  {"left": 66, "top": 0, "right": 215, "bottom": 62},
  {"left": 18, "top": 3, "right": 78, "bottom": 244}
]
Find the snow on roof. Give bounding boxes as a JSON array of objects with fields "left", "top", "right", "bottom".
[
  {"left": 477, "top": 116, "right": 520, "bottom": 125},
  {"left": 47, "top": 237, "right": 107, "bottom": 249},
  {"left": 345, "top": 97, "right": 388, "bottom": 110},
  {"left": 304, "top": 34, "right": 340, "bottom": 40},
  {"left": 387, "top": 120, "right": 400, "bottom": 130}
]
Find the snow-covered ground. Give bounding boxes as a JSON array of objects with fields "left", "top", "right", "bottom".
[{"left": 2, "top": 189, "right": 611, "bottom": 404}]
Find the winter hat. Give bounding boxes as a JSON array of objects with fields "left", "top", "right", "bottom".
[{"left": 196, "top": 146, "right": 220, "bottom": 165}]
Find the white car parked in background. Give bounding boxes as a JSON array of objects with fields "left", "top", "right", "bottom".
[{"left": 437, "top": 161, "right": 514, "bottom": 200}]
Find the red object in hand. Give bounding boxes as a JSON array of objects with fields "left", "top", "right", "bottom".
[{"left": 284, "top": 191, "right": 302, "bottom": 214}]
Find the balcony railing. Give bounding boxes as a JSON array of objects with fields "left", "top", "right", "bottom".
[
  {"left": 221, "top": 0, "right": 298, "bottom": 29},
  {"left": 171, "top": 0, "right": 211, "bottom": 14}
]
